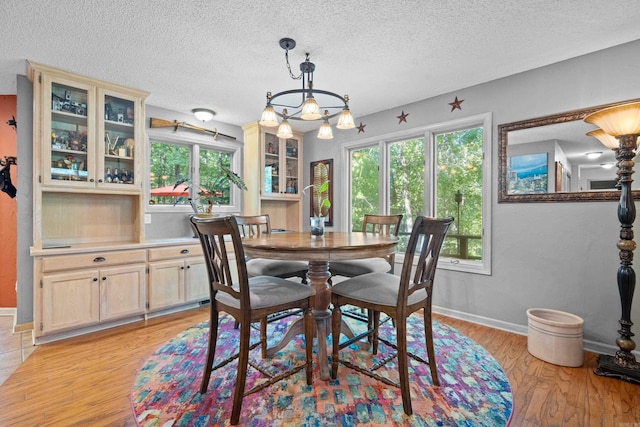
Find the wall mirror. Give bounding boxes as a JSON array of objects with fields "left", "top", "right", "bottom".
[{"left": 498, "top": 98, "right": 640, "bottom": 202}]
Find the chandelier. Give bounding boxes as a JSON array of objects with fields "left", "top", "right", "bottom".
[{"left": 259, "top": 38, "right": 355, "bottom": 140}]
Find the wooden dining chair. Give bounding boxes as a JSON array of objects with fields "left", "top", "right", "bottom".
[
  {"left": 235, "top": 214, "right": 308, "bottom": 283},
  {"left": 329, "top": 214, "right": 403, "bottom": 277},
  {"left": 190, "top": 215, "right": 314, "bottom": 425},
  {"left": 330, "top": 216, "right": 454, "bottom": 416},
  {"left": 329, "top": 214, "right": 402, "bottom": 329}
]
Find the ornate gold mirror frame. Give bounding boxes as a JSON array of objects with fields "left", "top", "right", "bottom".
[{"left": 498, "top": 98, "right": 640, "bottom": 203}]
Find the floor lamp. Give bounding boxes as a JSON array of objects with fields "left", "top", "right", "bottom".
[{"left": 585, "top": 101, "right": 640, "bottom": 384}]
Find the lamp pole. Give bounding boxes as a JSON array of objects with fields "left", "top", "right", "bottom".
[
  {"left": 585, "top": 102, "right": 640, "bottom": 384},
  {"left": 595, "top": 132, "right": 640, "bottom": 384}
]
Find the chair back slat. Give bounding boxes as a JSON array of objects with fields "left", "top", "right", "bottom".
[
  {"left": 400, "top": 216, "right": 453, "bottom": 304},
  {"left": 362, "top": 214, "right": 403, "bottom": 236},
  {"left": 190, "top": 215, "right": 250, "bottom": 306},
  {"left": 235, "top": 214, "right": 272, "bottom": 237}
]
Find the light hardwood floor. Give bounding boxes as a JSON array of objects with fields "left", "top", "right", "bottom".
[
  {"left": 0, "top": 308, "right": 638, "bottom": 426},
  {"left": 0, "top": 315, "right": 36, "bottom": 386}
]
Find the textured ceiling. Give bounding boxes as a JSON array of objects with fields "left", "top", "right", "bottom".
[{"left": 1, "top": 1, "right": 640, "bottom": 131}]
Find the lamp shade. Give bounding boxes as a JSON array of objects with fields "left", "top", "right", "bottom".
[
  {"left": 336, "top": 108, "right": 355, "bottom": 129},
  {"left": 317, "top": 121, "right": 334, "bottom": 139},
  {"left": 586, "top": 129, "right": 620, "bottom": 149},
  {"left": 276, "top": 119, "right": 293, "bottom": 139},
  {"left": 259, "top": 105, "right": 279, "bottom": 127},
  {"left": 300, "top": 95, "right": 322, "bottom": 120},
  {"left": 584, "top": 102, "right": 640, "bottom": 136},
  {"left": 192, "top": 108, "right": 215, "bottom": 122}
]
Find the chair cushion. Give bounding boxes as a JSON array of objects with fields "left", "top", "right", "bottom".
[
  {"left": 330, "top": 258, "right": 391, "bottom": 277},
  {"left": 331, "top": 272, "right": 427, "bottom": 307},
  {"left": 215, "top": 275, "right": 315, "bottom": 309},
  {"left": 246, "top": 258, "right": 308, "bottom": 278}
]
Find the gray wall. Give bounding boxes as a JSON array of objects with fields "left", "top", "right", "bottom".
[
  {"left": 303, "top": 39, "right": 640, "bottom": 356},
  {"left": 16, "top": 75, "right": 33, "bottom": 325}
]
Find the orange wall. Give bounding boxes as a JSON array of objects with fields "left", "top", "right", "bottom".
[{"left": 0, "top": 95, "right": 17, "bottom": 307}]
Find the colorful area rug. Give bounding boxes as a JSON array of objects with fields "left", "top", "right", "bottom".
[{"left": 131, "top": 312, "right": 512, "bottom": 426}]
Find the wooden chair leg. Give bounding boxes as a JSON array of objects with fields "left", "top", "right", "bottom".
[
  {"left": 231, "top": 320, "right": 251, "bottom": 425},
  {"left": 304, "top": 308, "right": 314, "bottom": 385},
  {"left": 423, "top": 307, "right": 440, "bottom": 386},
  {"left": 331, "top": 300, "right": 342, "bottom": 379},
  {"left": 260, "top": 318, "right": 267, "bottom": 359},
  {"left": 396, "top": 318, "right": 413, "bottom": 416},
  {"left": 372, "top": 310, "right": 381, "bottom": 355},
  {"left": 200, "top": 310, "right": 219, "bottom": 394}
]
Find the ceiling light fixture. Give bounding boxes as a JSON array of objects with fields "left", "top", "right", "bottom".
[
  {"left": 259, "top": 38, "right": 355, "bottom": 140},
  {"left": 585, "top": 151, "right": 602, "bottom": 159},
  {"left": 192, "top": 108, "right": 215, "bottom": 122}
]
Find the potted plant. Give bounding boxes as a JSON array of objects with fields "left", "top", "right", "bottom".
[
  {"left": 195, "top": 163, "right": 247, "bottom": 214},
  {"left": 169, "top": 160, "right": 247, "bottom": 214},
  {"left": 302, "top": 180, "right": 331, "bottom": 236}
]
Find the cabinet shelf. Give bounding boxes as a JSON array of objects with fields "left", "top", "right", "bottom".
[{"left": 52, "top": 110, "right": 87, "bottom": 124}]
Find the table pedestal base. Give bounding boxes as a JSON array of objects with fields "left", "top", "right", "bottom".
[{"left": 265, "top": 260, "right": 368, "bottom": 380}]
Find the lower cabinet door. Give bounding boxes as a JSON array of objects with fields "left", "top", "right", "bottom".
[
  {"left": 100, "top": 265, "right": 146, "bottom": 321},
  {"left": 148, "top": 260, "right": 185, "bottom": 310},
  {"left": 41, "top": 270, "right": 101, "bottom": 335},
  {"left": 185, "top": 258, "right": 209, "bottom": 302}
]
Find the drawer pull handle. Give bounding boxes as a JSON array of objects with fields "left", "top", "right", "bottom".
[
  {"left": 93, "top": 256, "right": 106, "bottom": 263},
  {"left": 102, "top": 277, "right": 107, "bottom": 281},
  {"left": 93, "top": 278, "right": 98, "bottom": 282},
  {"left": 180, "top": 249, "right": 190, "bottom": 254}
]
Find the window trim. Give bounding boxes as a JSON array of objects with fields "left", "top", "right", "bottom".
[
  {"left": 341, "top": 112, "right": 492, "bottom": 275},
  {"left": 146, "top": 129, "right": 244, "bottom": 214}
]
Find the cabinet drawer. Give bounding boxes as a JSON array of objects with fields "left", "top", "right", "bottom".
[
  {"left": 41, "top": 249, "right": 147, "bottom": 273},
  {"left": 148, "top": 245, "right": 203, "bottom": 262}
]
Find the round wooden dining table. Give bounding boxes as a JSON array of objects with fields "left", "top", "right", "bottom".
[{"left": 242, "top": 231, "right": 398, "bottom": 380}]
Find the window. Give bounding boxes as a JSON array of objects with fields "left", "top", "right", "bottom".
[
  {"left": 344, "top": 113, "right": 492, "bottom": 274},
  {"left": 148, "top": 132, "right": 243, "bottom": 214}
]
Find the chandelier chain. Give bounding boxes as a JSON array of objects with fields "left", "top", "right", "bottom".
[{"left": 284, "top": 49, "right": 302, "bottom": 80}]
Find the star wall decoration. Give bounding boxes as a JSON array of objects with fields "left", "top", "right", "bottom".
[
  {"left": 397, "top": 110, "right": 409, "bottom": 123},
  {"left": 449, "top": 96, "right": 464, "bottom": 112},
  {"left": 357, "top": 122, "right": 366, "bottom": 133}
]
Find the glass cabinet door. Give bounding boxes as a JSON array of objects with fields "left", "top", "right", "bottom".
[
  {"left": 263, "top": 132, "right": 280, "bottom": 194},
  {"left": 284, "top": 137, "right": 300, "bottom": 196},
  {"left": 98, "top": 89, "right": 138, "bottom": 188},
  {"left": 46, "top": 77, "right": 94, "bottom": 186},
  {"left": 262, "top": 131, "right": 301, "bottom": 198}
]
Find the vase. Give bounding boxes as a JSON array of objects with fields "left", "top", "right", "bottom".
[{"left": 309, "top": 216, "right": 325, "bottom": 236}]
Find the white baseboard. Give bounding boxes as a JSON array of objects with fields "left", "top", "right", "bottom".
[
  {"left": 432, "top": 305, "right": 640, "bottom": 359},
  {"left": 0, "top": 307, "right": 17, "bottom": 317}
]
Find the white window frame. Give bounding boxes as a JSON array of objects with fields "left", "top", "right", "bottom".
[
  {"left": 341, "top": 112, "right": 492, "bottom": 275},
  {"left": 146, "top": 129, "right": 244, "bottom": 215}
]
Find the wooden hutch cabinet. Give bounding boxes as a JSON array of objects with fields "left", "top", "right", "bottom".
[
  {"left": 28, "top": 62, "right": 149, "bottom": 339},
  {"left": 242, "top": 122, "right": 303, "bottom": 231}
]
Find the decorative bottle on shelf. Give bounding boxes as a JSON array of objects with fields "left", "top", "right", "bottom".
[{"left": 105, "top": 167, "right": 113, "bottom": 183}]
